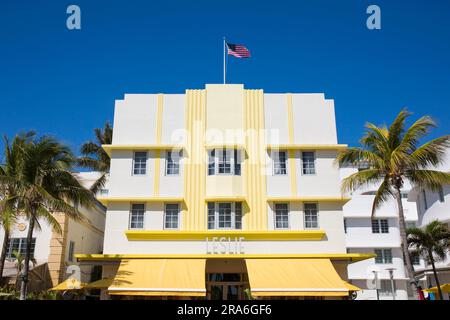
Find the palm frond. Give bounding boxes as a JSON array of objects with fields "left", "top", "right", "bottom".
[
  {"left": 77, "top": 157, "right": 109, "bottom": 171},
  {"left": 88, "top": 172, "right": 108, "bottom": 194},
  {"left": 360, "top": 123, "right": 390, "bottom": 156},
  {"left": 371, "top": 177, "right": 394, "bottom": 217},
  {"left": 336, "top": 147, "right": 385, "bottom": 169},
  {"left": 408, "top": 136, "right": 450, "bottom": 169},
  {"left": 397, "top": 115, "right": 436, "bottom": 154},
  {"left": 388, "top": 109, "right": 410, "bottom": 149},
  {"left": 80, "top": 142, "right": 101, "bottom": 156},
  {"left": 36, "top": 205, "right": 62, "bottom": 235},
  {"left": 406, "top": 170, "right": 450, "bottom": 192},
  {"left": 340, "top": 169, "right": 384, "bottom": 194},
  {"left": 407, "top": 221, "right": 450, "bottom": 262}
]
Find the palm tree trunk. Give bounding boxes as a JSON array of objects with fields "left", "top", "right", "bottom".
[
  {"left": 394, "top": 186, "right": 418, "bottom": 298},
  {"left": 19, "top": 211, "right": 35, "bottom": 300},
  {"left": 0, "top": 230, "right": 9, "bottom": 285},
  {"left": 428, "top": 249, "right": 443, "bottom": 300}
]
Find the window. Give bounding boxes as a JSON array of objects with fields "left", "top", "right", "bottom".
[
  {"left": 166, "top": 151, "right": 181, "bottom": 175},
  {"left": 411, "top": 252, "right": 421, "bottom": 266},
  {"left": 301, "top": 152, "right": 316, "bottom": 175},
  {"left": 422, "top": 189, "right": 428, "bottom": 209},
  {"left": 207, "top": 202, "right": 242, "bottom": 230},
  {"left": 208, "top": 150, "right": 216, "bottom": 175},
  {"left": 218, "top": 150, "right": 232, "bottom": 174},
  {"left": 6, "top": 238, "right": 36, "bottom": 259},
  {"left": 68, "top": 241, "right": 75, "bottom": 262},
  {"left": 218, "top": 203, "right": 232, "bottom": 228},
  {"left": 133, "top": 151, "right": 147, "bottom": 175},
  {"left": 275, "top": 203, "right": 289, "bottom": 229},
  {"left": 208, "top": 149, "right": 241, "bottom": 176},
  {"left": 234, "top": 202, "right": 242, "bottom": 230},
  {"left": 234, "top": 150, "right": 241, "bottom": 175},
  {"left": 372, "top": 219, "right": 389, "bottom": 233},
  {"left": 438, "top": 186, "right": 445, "bottom": 203},
  {"left": 374, "top": 249, "right": 393, "bottom": 264},
  {"left": 304, "top": 203, "right": 319, "bottom": 229},
  {"left": 164, "top": 204, "right": 180, "bottom": 229},
  {"left": 406, "top": 221, "right": 416, "bottom": 229},
  {"left": 129, "top": 204, "right": 145, "bottom": 229},
  {"left": 207, "top": 202, "right": 215, "bottom": 229},
  {"left": 344, "top": 218, "right": 347, "bottom": 234},
  {"left": 273, "top": 151, "right": 287, "bottom": 175}
]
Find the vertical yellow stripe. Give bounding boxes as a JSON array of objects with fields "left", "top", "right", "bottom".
[
  {"left": 244, "top": 89, "right": 267, "bottom": 230},
  {"left": 286, "top": 94, "right": 297, "bottom": 196},
  {"left": 183, "top": 90, "right": 206, "bottom": 230},
  {"left": 153, "top": 94, "right": 164, "bottom": 197}
]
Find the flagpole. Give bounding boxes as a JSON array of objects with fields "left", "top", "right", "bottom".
[{"left": 223, "top": 37, "right": 226, "bottom": 84}]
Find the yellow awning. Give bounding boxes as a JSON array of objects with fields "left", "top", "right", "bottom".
[
  {"left": 343, "top": 281, "right": 361, "bottom": 292},
  {"left": 245, "top": 259, "right": 350, "bottom": 297},
  {"left": 50, "top": 278, "right": 87, "bottom": 291},
  {"left": 85, "top": 278, "right": 114, "bottom": 289},
  {"left": 108, "top": 259, "right": 206, "bottom": 296},
  {"left": 423, "top": 283, "right": 450, "bottom": 293}
]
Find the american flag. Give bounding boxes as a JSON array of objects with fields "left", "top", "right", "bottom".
[{"left": 227, "top": 43, "right": 250, "bottom": 58}]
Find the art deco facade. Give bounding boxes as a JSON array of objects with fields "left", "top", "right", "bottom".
[{"left": 77, "top": 84, "right": 372, "bottom": 300}]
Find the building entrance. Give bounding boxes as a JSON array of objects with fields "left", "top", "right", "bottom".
[{"left": 206, "top": 273, "right": 249, "bottom": 300}]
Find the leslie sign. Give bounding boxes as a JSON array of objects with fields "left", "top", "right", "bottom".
[{"left": 206, "top": 237, "right": 245, "bottom": 254}]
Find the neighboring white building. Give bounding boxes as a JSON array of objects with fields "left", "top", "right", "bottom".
[
  {"left": 342, "top": 150, "right": 450, "bottom": 300},
  {"left": 0, "top": 172, "right": 106, "bottom": 291},
  {"left": 77, "top": 84, "right": 373, "bottom": 300},
  {"left": 341, "top": 168, "right": 420, "bottom": 300},
  {"left": 410, "top": 151, "right": 450, "bottom": 299}
]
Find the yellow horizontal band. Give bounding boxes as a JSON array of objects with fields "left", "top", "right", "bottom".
[
  {"left": 204, "top": 144, "right": 245, "bottom": 150},
  {"left": 99, "top": 196, "right": 349, "bottom": 206},
  {"left": 102, "top": 144, "right": 183, "bottom": 156},
  {"left": 267, "top": 196, "right": 351, "bottom": 204},
  {"left": 204, "top": 196, "right": 247, "bottom": 202},
  {"left": 125, "top": 230, "right": 326, "bottom": 241},
  {"left": 76, "top": 253, "right": 375, "bottom": 263},
  {"left": 266, "top": 144, "right": 348, "bottom": 151},
  {"left": 97, "top": 197, "right": 184, "bottom": 206}
]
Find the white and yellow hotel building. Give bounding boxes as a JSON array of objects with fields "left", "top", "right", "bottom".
[{"left": 77, "top": 84, "right": 373, "bottom": 300}]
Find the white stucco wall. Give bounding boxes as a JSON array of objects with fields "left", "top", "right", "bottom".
[
  {"left": 160, "top": 94, "right": 185, "bottom": 145},
  {"left": 291, "top": 94, "right": 337, "bottom": 144},
  {"left": 108, "top": 150, "right": 155, "bottom": 197},
  {"left": 264, "top": 94, "right": 289, "bottom": 145},
  {"left": 112, "top": 94, "right": 158, "bottom": 144}
]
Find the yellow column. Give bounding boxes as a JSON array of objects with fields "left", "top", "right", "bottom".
[
  {"left": 286, "top": 93, "right": 298, "bottom": 196},
  {"left": 243, "top": 89, "right": 268, "bottom": 230},
  {"left": 153, "top": 94, "right": 164, "bottom": 197},
  {"left": 183, "top": 90, "right": 207, "bottom": 230}
]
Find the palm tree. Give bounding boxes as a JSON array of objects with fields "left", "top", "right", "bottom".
[
  {"left": 0, "top": 132, "right": 96, "bottom": 300},
  {"left": 0, "top": 133, "right": 34, "bottom": 283},
  {"left": 13, "top": 250, "right": 36, "bottom": 290},
  {"left": 78, "top": 122, "right": 112, "bottom": 194},
  {"left": 337, "top": 110, "right": 450, "bottom": 296},
  {"left": 407, "top": 220, "right": 450, "bottom": 300}
]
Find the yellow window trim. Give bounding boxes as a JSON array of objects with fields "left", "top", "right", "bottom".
[
  {"left": 124, "top": 230, "right": 326, "bottom": 241},
  {"left": 266, "top": 144, "right": 348, "bottom": 151},
  {"left": 102, "top": 144, "right": 184, "bottom": 156},
  {"left": 97, "top": 197, "right": 185, "bottom": 206},
  {"left": 75, "top": 253, "right": 376, "bottom": 263}
]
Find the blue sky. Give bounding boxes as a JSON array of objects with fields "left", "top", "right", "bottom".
[{"left": 0, "top": 0, "right": 449, "bottom": 155}]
